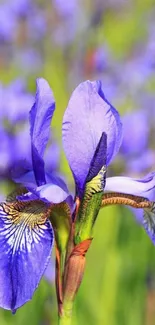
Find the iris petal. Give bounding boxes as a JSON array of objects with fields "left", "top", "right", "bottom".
[
  {"left": 0, "top": 200, "right": 53, "bottom": 311},
  {"left": 13, "top": 169, "right": 68, "bottom": 194},
  {"left": 105, "top": 173, "right": 155, "bottom": 244},
  {"left": 17, "top": 183, "right": 74, "bottom": 208},
  {"left": 12, "top": 170, "right": 36, "bottom": 187},
  {"left": 30, "top": 78, "right": 55, "bottom": 186},
  {"left": 105, "top": 173, "right": 155, "bottom": 198},
  {"left": 62, "top": 80, "right": 122, "bottom": 194}
]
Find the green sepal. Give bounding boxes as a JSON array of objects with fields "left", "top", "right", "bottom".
[
  {"left": 74, "top": 165, "right": 106, "bottom": 245},
  {"left": 49, "top": 202, "right": 71, "bottom": 254},
  {"left": 49, "top": 202, "right": 72, "bottom": 287}
]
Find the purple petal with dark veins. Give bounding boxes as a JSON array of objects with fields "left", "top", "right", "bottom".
[{"left": 0, "top": 201, "right": 53, "bottom": 311}]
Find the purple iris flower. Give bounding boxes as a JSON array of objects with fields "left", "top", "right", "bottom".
[
  {"left": 126, "top": 150, "right": 155, "bottom": 174},
  {"left": 121, "top": 110, "right": 149, "bottom": 156},
  {"left": 0, "top": 78, "right": 155, "bottom": 312},
  {"left": 52, "top": 0, "right": 86, "bottom": 47},
  {"left": 0, "top": 3, "right": 16, "bottom": 42},
  {"left": 93, "top": 45, "right": 112, "bottom": 73},
  {"left": 53, "top": 0, "right": 79, "bottom": 18},
  {"left": 119, "top": 109, "right": 154, "bottom": 174},
  {"left": 0, "top": 80, "right": 34, "bottom": 124},
  {"left": 14, "top": 48, "right": 42, "bottom": 74},
  {"left": 27, "top": 8, "right": 47, "bottom": 41},
  {"left": 8, "top": 0, "right": 32, "bottom": 17}
]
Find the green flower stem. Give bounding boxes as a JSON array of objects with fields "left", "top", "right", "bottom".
[
  {"left": 58, "top": 300, "right": 74, "bottom": 325},
  {"left": 75, "top": 191, "right": 103, "bottom": 244}
]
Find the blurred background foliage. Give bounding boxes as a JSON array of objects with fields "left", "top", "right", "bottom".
[{"left": 0, "top": 0, "right": 155, "bottom": 324}]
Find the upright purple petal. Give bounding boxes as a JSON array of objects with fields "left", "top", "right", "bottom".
[
  {"left": 30, "top": 78, "right": 55, "bottom": 186},
  {"left": 0, "top": 200, "right": 53, "bottom": 311},
  {"left": 62, "top": 80, "right": 122, "bottom": 193}
]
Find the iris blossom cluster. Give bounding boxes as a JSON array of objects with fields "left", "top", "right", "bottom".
[
  {"left": 0, "top": 0, "right": 84, "bottom": 74},
  {"left": 0, "top": 78, "right": 155, "bottom": 321}
]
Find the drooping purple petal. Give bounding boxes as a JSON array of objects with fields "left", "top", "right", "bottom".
[
  {"left": 30, "top": 78, "right": 55, "bottom": 186},
  {"left": 62, "top": 80, "right": 122, "bottom": 193},
  {"left": 133, "top": 208, "right": 155, "bottom": 245},
  {"left": 0, "top": 201, "right": 53, "bottom": 311},
  {"left": 105, "top": 173, "right": 155, "bottom": 244},
  {"left": 105, "top": 173, "right": 155, "bottom": 198}
]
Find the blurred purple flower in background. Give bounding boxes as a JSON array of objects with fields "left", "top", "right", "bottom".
[
  {"left": 0, "top": 0, "right": 46, "bottom": 72},
  {"left": 0, "top": 79, "right": 33, "bottom": 123},
  {"left": 8, "top": 0, "right": 31, "bottom": 17},
  {"left": 52, "top": 0, "right": 87, "bottom": 47},
  {"left": 118, "top": 107, "right": 155, "bottom": 175},
  {"left": 14, "top": 48, "right": 42, "bottom": 74},
  {"left": 0, "top": 3, "right": 16, "bottom": 42},
  {"left": 93, "top": 45, "right": 115, "bottom": 75},
  {"left": 121, "top": 110, "right": 149, "bottom": 157},
  {"left": 53, "top": 0, "right": 79, "bottom": 18}
]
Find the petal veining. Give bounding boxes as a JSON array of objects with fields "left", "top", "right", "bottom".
[
  {"left": 105, "top": 173, "right": 155, "bottom": 245},
  {"left": 0, "top": 200, "right": 53, "bottom": 311}
]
